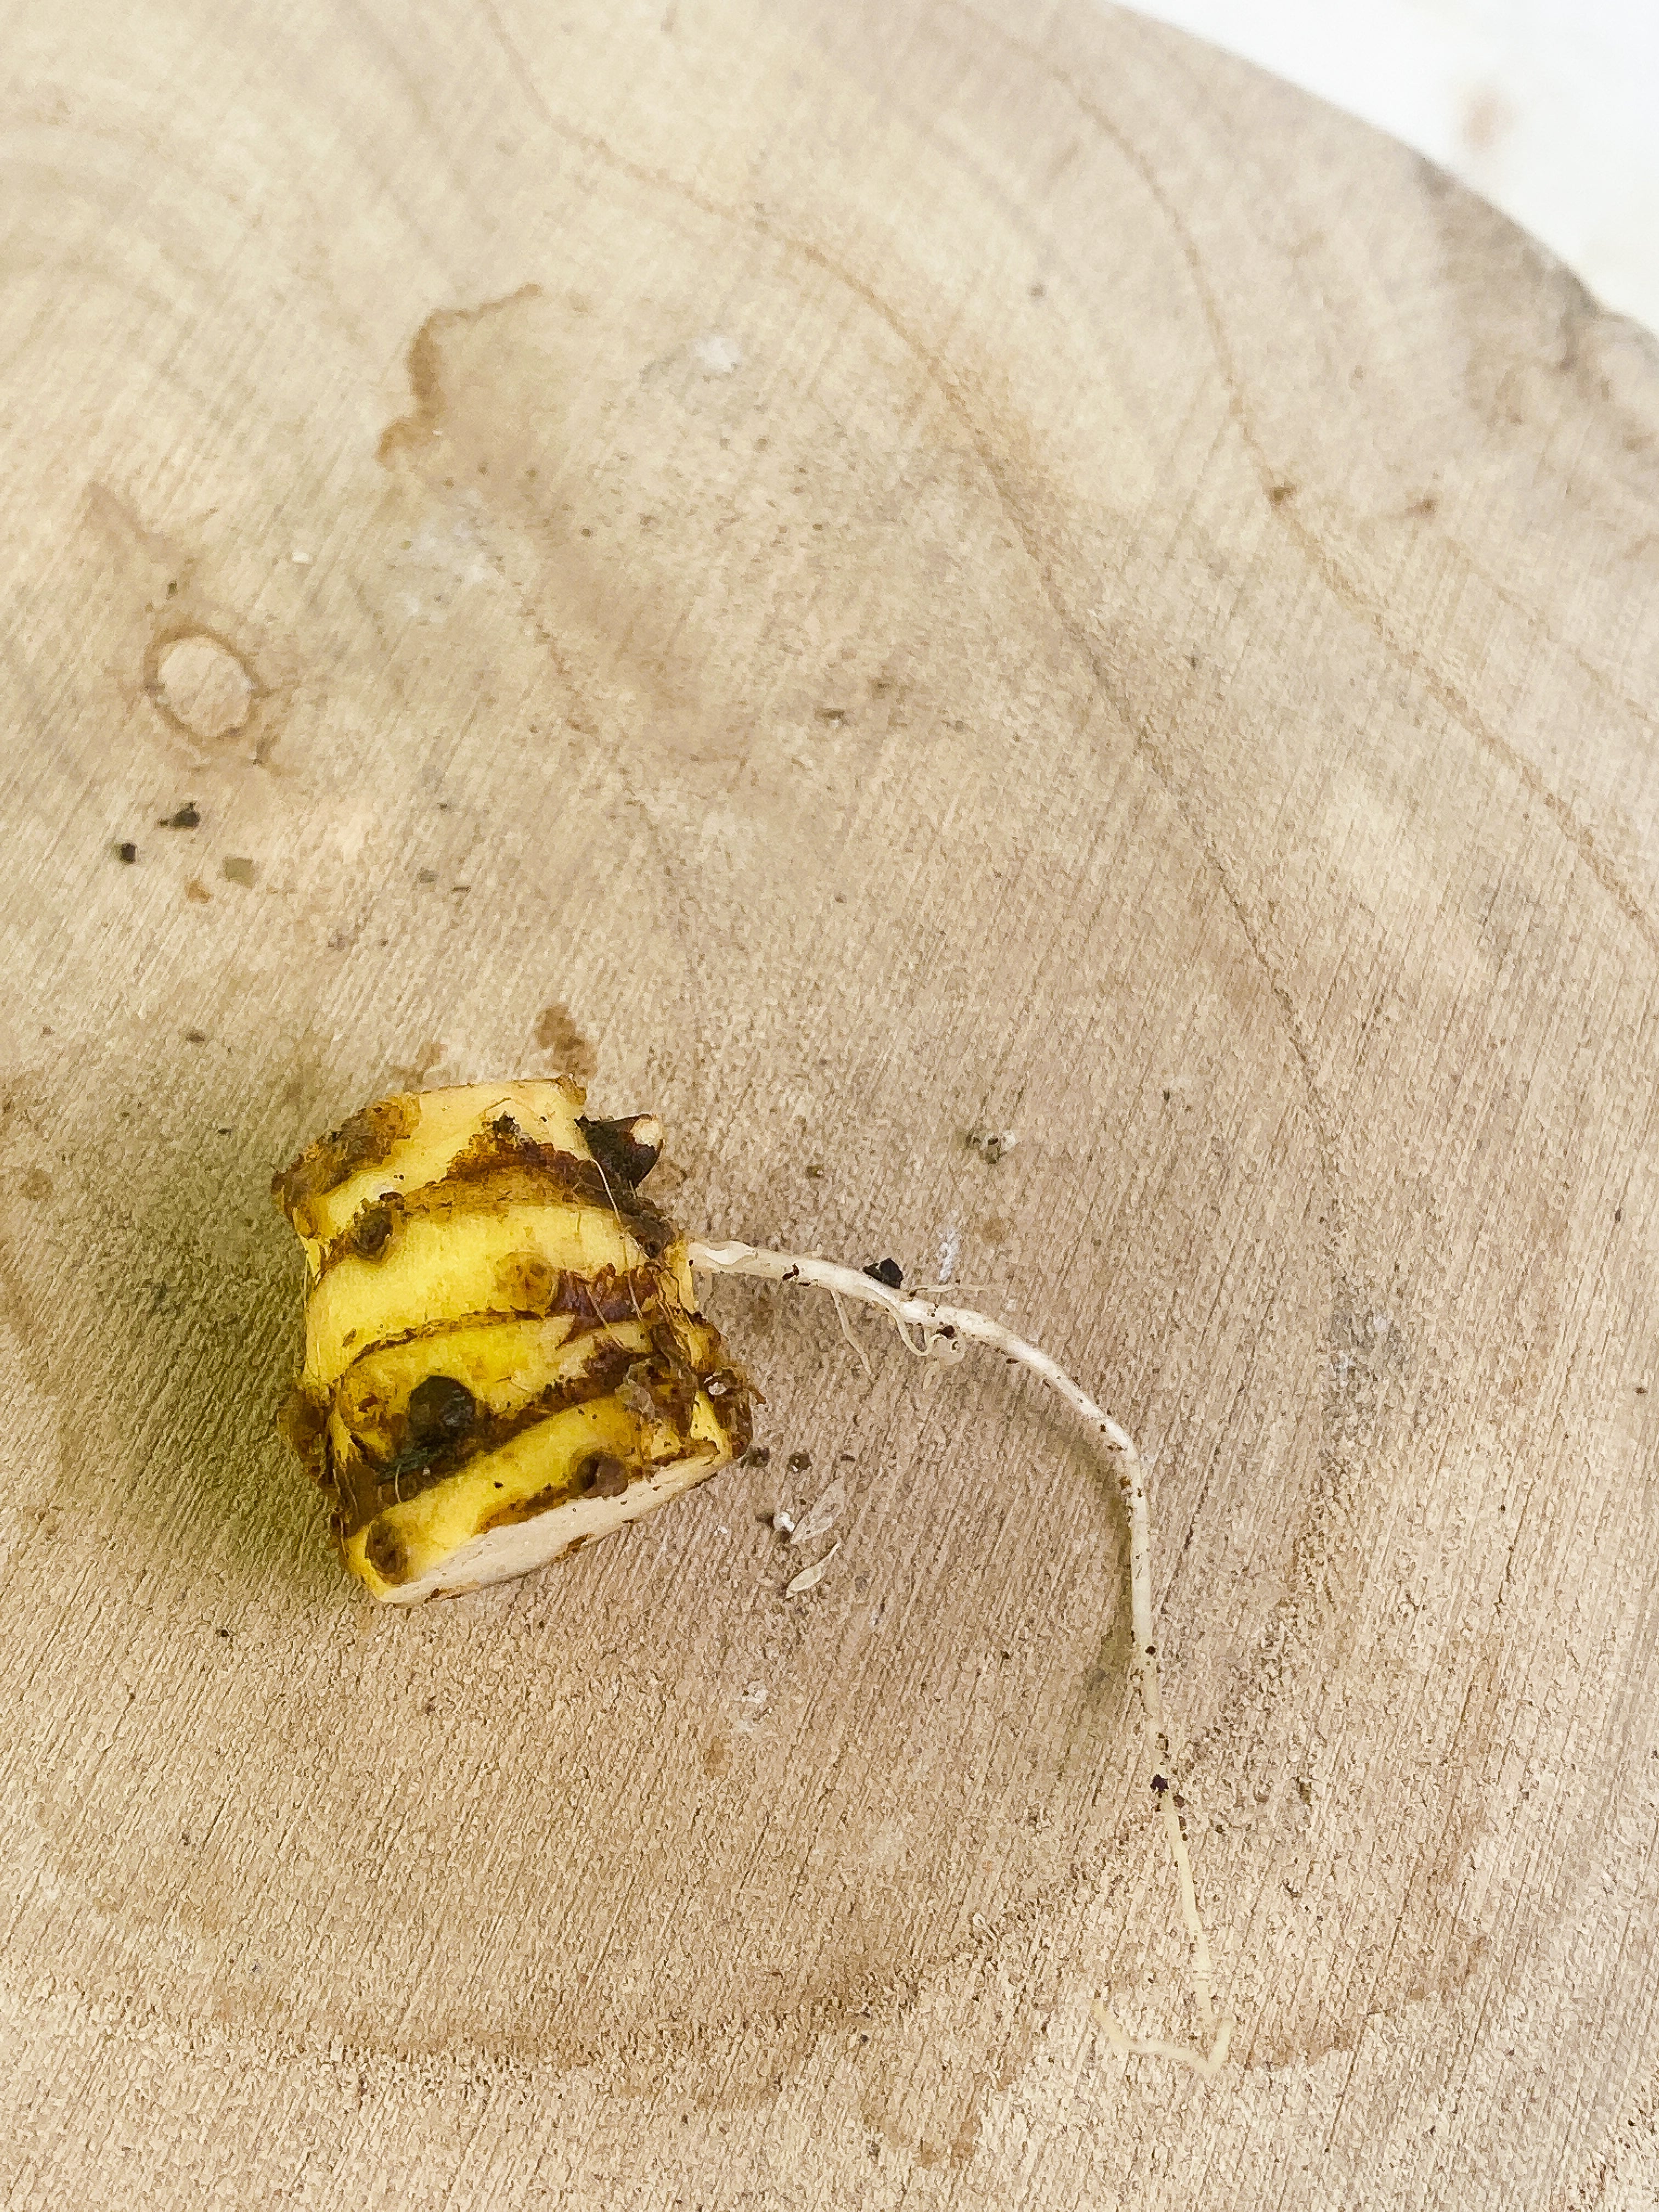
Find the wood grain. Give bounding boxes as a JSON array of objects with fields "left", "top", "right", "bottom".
[{"left": 2, "top": 2, "right": 1656, "bottom": 2204}]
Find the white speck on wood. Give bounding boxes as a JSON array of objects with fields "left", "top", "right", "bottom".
[
  {"left": 786, "top": 1543, "right": 839, "bottom": 1596},
  {"left": 788, "top": 1479, "right": 845, "bottom": 1547},
  {"left": 693, "top": 331, "right": 742, "bottom": 375}
]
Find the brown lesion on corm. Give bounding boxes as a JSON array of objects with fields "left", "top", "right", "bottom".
[
  {"left": 313, "top": 1138, "right": 678, "bottom": 1277},
  {"left": 578, "top": 1452, "right": 631, "bottom": 1498},
  {"left": 446, "top": 1131, "right": 628, "bottom": 1215},
  {"left": 327, "top": 1334, "right": 644, "bottom": 1536},
  {"left": 477, "top": 1451, "right": 637, "bottom": 1536},
  {"left": 271, "top": 1094, "right": 421, "bottom": 1236},
  {"left": 477, "top": 1442, "right": 654, "bottom": 1531},
  {"left": 465, "top": 1118, "right": 675, "bottom": 1248},
  {"left": 495, "top": 1249, "right": 557, "bottom": 1312},
  {"left": 291, "top": 1268, "right": 666, "bottom": 1386},
  {"left": 364, "top": 1520, "right": 410, "bottom": 1585},
  {"left": 348, "top": 1203, "right": 396, "bottom": 1260},
  {"left": 699, "top": 1366, "right": 754, "bottom": 1460},
  {"left": 618, "top": 1328, "right": 703, "bottom": 1430},
  {"left": 317, "top": 1307, "right": 754, "bottom": 1542},
  {"left": 489, "top": 1256, "right": 662, "bottom": 1323}
]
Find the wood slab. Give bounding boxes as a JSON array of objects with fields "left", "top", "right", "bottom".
[{"left": 3, "top": 2, "right": 1657, "bottom": 2204}]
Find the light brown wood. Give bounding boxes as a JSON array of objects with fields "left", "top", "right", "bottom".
[{"left": 3, "top": 2, "right": 1657, "bottom": 2203}]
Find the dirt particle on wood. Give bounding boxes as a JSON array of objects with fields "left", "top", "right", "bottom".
[
  {"left": 966, "top": 1129, "right": 1017, "bottom": 1164},
  {"left": 159, "top": 802, "right": 200, "bottom": 829},
  {"left": 222, "top": 856, "right": 256, "bottom": 887},
  {"left": 534, "top": 1001, "right": 598, "bottom": 1081},
  {"left": 185, "top": 878, "right": 211, "bottom": 904},
  {"left": 116, "top": 841, "right": 138, "bottom": 865}
]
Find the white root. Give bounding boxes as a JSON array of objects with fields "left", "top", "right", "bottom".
[
  {"left": 688, "top": 1237, "right": 1232, "bottom": 2075},
  {"left": 828, "top": 1286, "right": 873, "bottom": 1378}
]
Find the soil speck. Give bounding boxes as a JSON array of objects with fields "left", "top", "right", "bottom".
[
  {"left": 966, "top": 1129, "right": 1017, "bottom": 1165},
  {"left": 534, "top": 1001, "right": 598, "bottom": 1081}
]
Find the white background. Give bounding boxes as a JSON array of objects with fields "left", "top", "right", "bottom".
[{"left": 1126, "top": 0, "right": 1659, "bottom": 335}]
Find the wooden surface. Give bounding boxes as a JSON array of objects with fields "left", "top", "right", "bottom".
[{"left": 2, "top": 3, "right": 1657, "bottom": 2205}]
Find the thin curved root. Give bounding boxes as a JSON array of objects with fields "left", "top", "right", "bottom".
[
  {"left": 1092, "top": 2001, "right": 1233, "bottom": 2078},
  {"left": 688, "top": 1238, "right": 1234, "bottom": 2074}
]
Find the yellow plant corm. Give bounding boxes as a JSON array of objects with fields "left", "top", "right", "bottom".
[{"left": 272, "top": 1080, "right": 753, "bottom": 1605}]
